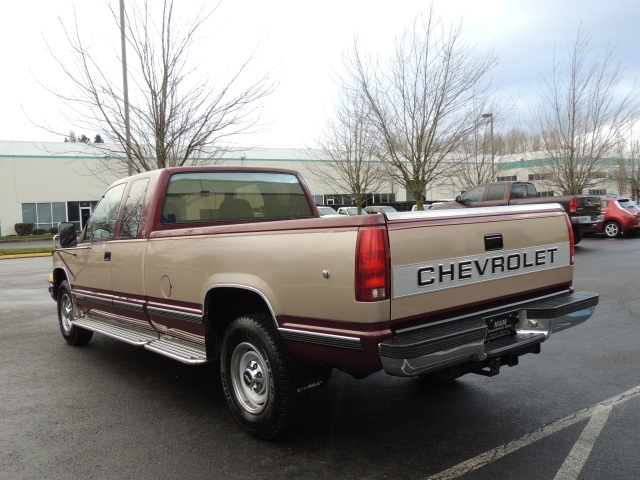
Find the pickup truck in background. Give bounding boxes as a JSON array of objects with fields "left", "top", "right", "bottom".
[
  {"left": 431, "top": 181, "right": 603, "bottom": 244},
  {"left": 49, "top": 167, "right": 599, "bottom": 439}
]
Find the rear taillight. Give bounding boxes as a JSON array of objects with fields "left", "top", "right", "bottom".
[
  {"left": 569, "top": 198, "right": 577, "bottom": 213},
  {"left": 563, "top": 213, "right": 575, "bottom": 265},
  {"left": 355, "top": 227, "right": 390, "bottom": 302}
]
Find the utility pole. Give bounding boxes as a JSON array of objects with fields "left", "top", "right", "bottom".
[
  {"left": 482, "top": 113, "right": 494, "bottom": 180},
  {"left": 120, "top": 0, "right": 132, "bottom": 175}
]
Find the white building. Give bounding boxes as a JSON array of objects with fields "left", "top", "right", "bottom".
[{"left": 0, "top": 140, "right": 630, "bottom": 236}]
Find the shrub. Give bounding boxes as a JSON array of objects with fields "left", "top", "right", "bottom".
[
  {"left": 33, "top": 229, "right": 49, "bottom": 235},
  {"left": 15, "top": 223, "right": 34, "bottom": 236},
  {"left": 49, "top": 227, "right": 59, "bottom": 235}
]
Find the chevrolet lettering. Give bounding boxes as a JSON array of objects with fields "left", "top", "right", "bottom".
[
  {"left": 404, "top": 245, "right": 565, "bottom": 295},
  {"left": 48, "top": 167, "right": 599, "bottom": 439}
]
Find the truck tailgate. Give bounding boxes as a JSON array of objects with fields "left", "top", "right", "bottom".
[{"left": 386, "top": 204, "right": 573, "bottom": 323}]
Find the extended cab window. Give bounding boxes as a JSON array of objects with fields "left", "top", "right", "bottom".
[
  {"left": 161, "top": 172, "right": 313, "bottom": 224},
  {"left": 119, "top": 178, "right": 150, "bottom": 239},
  {"left": 83, "top": 183, "right": 126, "bottom": 241},
  {"left": 486, "top": 184, "right": 505, "bottom": 201}
]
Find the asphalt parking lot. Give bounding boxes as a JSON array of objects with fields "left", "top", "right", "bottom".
[{"left": 1, "top": 236, "right": 639, "bottom": 480}]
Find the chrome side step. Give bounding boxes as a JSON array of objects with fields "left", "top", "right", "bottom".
[
  {"left": 145, "top": 338, "right": 207, "bottom": 364},
  {"left": 72, "top": 317, "right": 207, "bottom": 364},
  {"left": 73, "top": 318, "right": 157, "bottom": 346}
]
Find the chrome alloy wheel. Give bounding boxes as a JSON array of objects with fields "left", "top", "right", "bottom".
[
  {"left": 603, "top": 221, "right": 621, "bottom": 238},
  {"left": 230, "top": 342, "right": 270, "bottom": 414},
  {"left": 60, "top": 292, "right": 74, "bottom": 334}
]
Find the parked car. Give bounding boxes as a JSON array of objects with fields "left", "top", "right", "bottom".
[
  {"left": 583, "top": 196, "right": 640, "bottom": 238},
  {"left": 337, "top": 206, "right": 368, "bottom": 216},
  {"left": 364, "top": 205, "right": 397, "bottom": 214},
  {"left": 316, "top": 206, "right": 340, "bottom": 216}
]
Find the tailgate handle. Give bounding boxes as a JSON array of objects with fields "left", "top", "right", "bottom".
[{"left": 484, "top": 234, "right": 503, "bottom": 251}]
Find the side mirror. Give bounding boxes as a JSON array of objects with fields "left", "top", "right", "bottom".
[{"left": 58, "top": 222, "right": 78, "bottom": 248}]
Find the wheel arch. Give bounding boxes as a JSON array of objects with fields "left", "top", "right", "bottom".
[
  {"left": 203, "top": 285, "right": 277, "bottom": 357},
  {"left": 51, "top": 266, "right": 70, "bottom": 300}
]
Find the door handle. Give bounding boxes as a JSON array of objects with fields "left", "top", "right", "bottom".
[{"left": 104, "top": 252, "right": 111, "bottom": 261}]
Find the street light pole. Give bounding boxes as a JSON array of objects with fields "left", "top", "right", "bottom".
[{"left": 482, "top": 113, "right": 494, "bottom": 181}]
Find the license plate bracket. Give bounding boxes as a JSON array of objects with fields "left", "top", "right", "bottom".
[{"left": 484, "top": 311, "right": 518, "bottom": 342}]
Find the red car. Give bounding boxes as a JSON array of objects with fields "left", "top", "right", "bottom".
[{"left": 584, "top": 196, "right": 640, "bottom": 238}]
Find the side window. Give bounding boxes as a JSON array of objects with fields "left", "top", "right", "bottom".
[
  {"left": 83, "top": 183, "right": 126, "bottom": 241},
  {"left": 486, "top": 184, "right": 505, "bottom": 201},
  {"left": 462, "top": 186, "right": 486, "bottom": 203},
  {"left": 119, "top": 178, "right": 150, "bottom": 239}
]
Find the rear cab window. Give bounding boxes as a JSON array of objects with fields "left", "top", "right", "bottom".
[{"left": 160, "top": 171, "right": 313, "bottom": 226}]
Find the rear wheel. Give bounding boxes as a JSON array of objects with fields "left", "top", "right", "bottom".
[
  {"left": 603, "top": 221, "right": 621, "bottom": 238},
  {"left": 220, "top": 314, "right": 302, "bottom": 439},
  {"left": 57, "top": 280, "right": 93, "bottom": 346},
  {"left": 573, "top": 228, "right": 583, "bottom": 245}
]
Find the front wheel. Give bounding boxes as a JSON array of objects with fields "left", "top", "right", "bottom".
[
  {"left": 57, "top": 280, "right": 93, "bottom": 346},
  {"left": 220, "top": 314, "right": 301, "bottom": 439},
  {"left": 603, "top": 221, "right": 621, "bottom": 238}
]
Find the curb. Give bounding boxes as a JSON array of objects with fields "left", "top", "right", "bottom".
[{"left": 0, "top": 252, "right": 53, "bottom": 260}]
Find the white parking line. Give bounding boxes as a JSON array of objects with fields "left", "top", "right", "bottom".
[
  {"left": 553, "top": 404, "right": 613, "bottom": 480},
  {"left": 426, "top": 385, "right": 640, "bottom": 480}
]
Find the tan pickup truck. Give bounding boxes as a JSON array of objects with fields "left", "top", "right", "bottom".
[{"left": 49, "top": 166, "right": 599, "bottom": 439}]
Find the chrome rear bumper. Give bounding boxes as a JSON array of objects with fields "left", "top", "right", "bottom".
[{"left": 379, "top": 291, "right": 598, "bottom": 377}]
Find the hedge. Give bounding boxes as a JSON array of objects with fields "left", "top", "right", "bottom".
[{"left": 15, "top": 223, "right": 35, "bottom": 236}]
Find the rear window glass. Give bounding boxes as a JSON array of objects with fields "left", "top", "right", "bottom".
[
  {"left": 617, "top": 199, "right": 635, "bottom": 209},
  {"left": 161, "top": 172, "right": 313, "bottom": 223}
]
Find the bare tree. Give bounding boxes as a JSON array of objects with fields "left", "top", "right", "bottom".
[
  {"left": 613, "top": 133, "right": 640, "bottom": 200},
  {"left": 446, "top": 100, "right": 516, "bottom": 193},
  {"left": 306, "top": 91, "right": 388, "bottom": 213},
  {"left": 42, "top": 0, "right": 275, "bottom": 175},
  {"left": 629, "top": 136, "right": 640, "bottom": 201},
  {"left": 344, "top": 8, "right": 498, "bottom": 210},
  {"left": 531, "top": 27, "right": 640, "bottom": 195}
]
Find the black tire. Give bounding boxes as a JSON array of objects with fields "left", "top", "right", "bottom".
[
  {"left": 220, "top": 313, "right": 301, "bottom": 439},
  {"left": 602, "top": 221, "right": 621, "bottom": 238},
  {"left": 57, "top": 280, "right": 93, "bottom": 346},
  {"left": 573, "top": 228, "right": 583, "bottom": 245}
]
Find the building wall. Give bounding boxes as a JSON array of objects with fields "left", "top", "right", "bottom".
[
  {"left": 0, "top": 142, "right": 119, "bottom": 235},
  {"left": 0, "top": 141, "right": 629, "bottom": 235}
]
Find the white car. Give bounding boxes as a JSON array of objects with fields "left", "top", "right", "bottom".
[
  {"left": 411, "top": 204, "right": 432, "bottom": 211},
  {"left": 337, "top": 207, "right": 367, "bottom": 216},
  {"left": 364, "top": 206, "right": 397, "bottom": 214},
  {"left": 316, "top": 206, "right": 340, "bottom": 216}
]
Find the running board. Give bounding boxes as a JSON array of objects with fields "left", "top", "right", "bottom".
[
  {"left": 144, "top": 338, "right": 207, "bottom": 364},
  {"left": 73, "top": 318, "right": 157, "bottom": 345},
  {"left": 72, "top": 318, "right": 207, "bottom": 364}
]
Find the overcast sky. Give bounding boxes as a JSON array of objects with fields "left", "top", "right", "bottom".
[{"left": 1, "top": 0, "right": 639, "bottom": 148}]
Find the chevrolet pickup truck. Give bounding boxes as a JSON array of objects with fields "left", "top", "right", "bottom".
[
  {"left": 431, "top": 181, "right": 603, "bottom": 244},
  {"left": 49, "top": 167, "right": 599, "bottom": 439}
]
